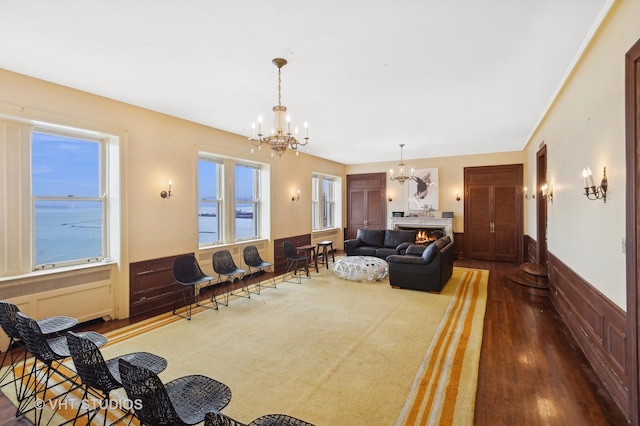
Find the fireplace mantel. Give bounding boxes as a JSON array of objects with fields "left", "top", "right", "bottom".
[{"left": 391, "top": 217, "right": 454, "bottom": 240}]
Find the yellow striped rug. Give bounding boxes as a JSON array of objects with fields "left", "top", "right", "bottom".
[
  {"left": 397, "top": 268, "right": 488, "bottom": 425},
  {"left": 2, "top": 267, "right": 488, "bottom": 425}
]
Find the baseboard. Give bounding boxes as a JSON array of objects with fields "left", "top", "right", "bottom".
[{"left": 547, "top": 251, "right": 629, "bottom": 420}]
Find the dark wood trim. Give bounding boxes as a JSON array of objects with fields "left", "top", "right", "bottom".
[
  {"left": 625, "top": 37, "right": 640, "bottom": 425},
  {"left": 453, "top": 232, "right": 464, "bottom": 259},
  {"left": 536, "top": 145, "right": 548, "bottom": 269},
  {"left": 524, "top": 234, "right": 537, "bottom": 263},
  {"left": 548, "top": 251, "right": 629, "bottom": 418}
]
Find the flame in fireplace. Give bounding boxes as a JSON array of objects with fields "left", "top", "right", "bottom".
[{"left": 416, "top": 230, "right": 428, "bottom": 244}]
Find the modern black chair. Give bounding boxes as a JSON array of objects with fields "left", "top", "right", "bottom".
[
  {"left": 173, "top": 254, "right": 227, "bottom": 320},
  {"left": 66, "top": 331, "right": 168, "bottom": 425},
  {"left": 205, "top": 411, "right": 315, "bottom": 426},
  {"left": 15, "top": 312, "right": 107, "bottom": 423},
  {"left": 118, "top": 358, "right": 232, "bottom": 426},
  {"left": 213, "top": 250, "right": 248, "bottom": 300},
  {"left": 0, "top": 301, "right": 78, "bottom": 397},
  {"left": 243, "top": 245, "right": 276, "bottom": 293},
  {"left": 282, "top": 241, "right": 309, "bottom": 284}
]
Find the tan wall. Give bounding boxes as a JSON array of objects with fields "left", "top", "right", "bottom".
[
  {"left": 346, "top": 150, "right": 526, "bottom": 233},
  {"left": 0, "top": 68, "right": 345, "bottom": 318},
  {"left": 524, "top": 0, "right": 640, "bottom": 309}
]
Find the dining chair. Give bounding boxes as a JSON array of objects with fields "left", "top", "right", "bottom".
[
  {"left": 173, "top": 254, "right": 228, "bottom": 320},
  {"left": 118, "top": 358, "right": 232, "bottom": 426},
  {"left": 213, "top": 250, "right": 248, "bottom": 300},
  {"left": 282, "top": 241, "right": 309, "bottom": 284},
  {"left": 242, "top": 245, "right": 276, "bottom": 293},
  {"left": 0, "top": 302, "right": 78, "bottom": 400},
  {"left": 66, "top": 331, "right": 168, "bottom": 425},
  {"left": 15, "top": 312, "right": 107, "bottom": 424},
  {"left": 205, "top": 411, "right": 315, "bottom": 426}
]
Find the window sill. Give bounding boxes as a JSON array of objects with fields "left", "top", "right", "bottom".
[{"left": 0, "top": 259, "right": 117, "bottom": 284}]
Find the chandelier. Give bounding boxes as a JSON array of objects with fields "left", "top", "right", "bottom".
[
  {"left": 389, "top": 144, "right": 413, "bottom": 184},
  {"left": 249, "top": 58, "right": 309, "bottom": 157}
]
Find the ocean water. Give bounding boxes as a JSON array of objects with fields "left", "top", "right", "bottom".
[
  {"left": 35, "top": 204, "right": 258, "bottom": 265},
  {"left": 35, "top": 202, "right": 103, "bottom": 266}
]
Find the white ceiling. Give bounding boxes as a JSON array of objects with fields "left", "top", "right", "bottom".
[{"left": 0, "top": 1, "right": 611, "bottom": 164}]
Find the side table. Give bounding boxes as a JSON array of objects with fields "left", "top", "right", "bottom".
[{"left": 296, "top": 245, "right": 319, "bottom": 273}]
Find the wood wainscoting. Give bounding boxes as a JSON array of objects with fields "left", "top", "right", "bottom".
[{"left": 548, "top": 251, "right": 629, "bottom": 419}]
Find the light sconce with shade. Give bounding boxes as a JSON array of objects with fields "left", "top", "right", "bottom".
[
  {"left": 389, "top": 144, "right": 414, "bottom": 184},
  {"left": 160, "top": 179, "right": 172, "bottom": 199},
  {"left": 249, "top": 58, "right": 309, "bottom": 158},
  {"left": 387, "top": 194, "right": 393, "bottom": 202},
  {"left": 292, "top": 190, "right": 300, "bottom": 202},
  {"left": 582, "top": 167, "right": 607, "bottom": 203},
  {"left": 455, "top": 191, "right": 461, "bottom": 201},
  {"left": 524, "top": 186, "right": 532, "bottom": 200}
]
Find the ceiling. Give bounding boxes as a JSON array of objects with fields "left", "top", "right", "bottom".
[{"left": 0, "top": 1, "right": 611, "bottom": 165}]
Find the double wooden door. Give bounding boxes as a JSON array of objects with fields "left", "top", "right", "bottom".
[
  {"left": 346, "top": 173, "right": 386, "bottom": 240},
  {"left": 464, "top": 164, "right": 523, "bottom": 262}
]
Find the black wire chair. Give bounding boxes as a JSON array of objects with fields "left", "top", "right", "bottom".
[
  {"left": 243, "top": 245, "right": 276, "bottom": 294},
  {"left": 66, "top": 331, "right": 168, "bottom": 425},
  {"left": 213, "top": 250, "right": 248, "bottom": 300},
  {"left": 15, "top": 312, "right": 107, "bottom": 424},
  {"left": 0, "top": 301, "right": 78, "bottom": 398},
  {"left": 205, "top": 411, "right": 315, "bottom": 426},
  {"left": 118, "top": 358, "right": 232, "bottom": 426},
  {"left": 282, "top": 241, "right": 309, "bottom": 284},
  {"left": 173, "top": 254, "right": 227, "bottom": 320}
]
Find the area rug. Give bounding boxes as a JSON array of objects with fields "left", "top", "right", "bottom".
[{"left": 1, "top": 266, "right": 488, "bottom": 425}]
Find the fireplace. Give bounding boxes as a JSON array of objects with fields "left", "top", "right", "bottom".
[{"left": 391, "top": 217, "right": 454, "bottom": 242}]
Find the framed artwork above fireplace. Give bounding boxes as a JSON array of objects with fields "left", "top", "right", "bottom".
[{"left": 408, "top": 167, "right": 438, "bottom": 211}]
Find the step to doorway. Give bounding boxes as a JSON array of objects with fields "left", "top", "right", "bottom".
[{"left": 506, "top": 266, "right": 550, "bottom": 296}]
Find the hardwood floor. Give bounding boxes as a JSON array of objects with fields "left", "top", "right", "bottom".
[{"left": 0, "top": 259, "right": 629, "bottom": 425}]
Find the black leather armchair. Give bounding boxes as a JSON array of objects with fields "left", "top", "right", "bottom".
[{"left": 386, "top": 236, "right": 455, "bottom": 293}]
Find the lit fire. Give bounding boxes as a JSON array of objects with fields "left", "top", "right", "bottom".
[{"left": 416, "top": 230, "right": 429, "bottom": 244}]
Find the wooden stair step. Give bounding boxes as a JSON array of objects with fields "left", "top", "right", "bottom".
[
  {"left": 506, "top": 267, "right": 550, "bottom": 294},
  {"left": 520, "top": 262, "right": 548, "bottom": 277}
]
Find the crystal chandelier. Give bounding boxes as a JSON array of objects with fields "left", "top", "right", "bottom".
[
  {"left": 249, "top": 58, "right": 309, "bottom": 157},
  {"left": 389, "top": 144, "right": 413, "bottom": 184}
]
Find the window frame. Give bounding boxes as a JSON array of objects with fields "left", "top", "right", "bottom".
[
  {"left": 234, "top": 162, "right": 261, "bottom": 242},
  {"left": 312, "top": 173, "right": 340, "bottom": 231},
  {"left": 31, "top": 128, "right": 108, "bottom": 270},
  {"left": 197, "top": 157, "right": 223, "bottom": 247}
]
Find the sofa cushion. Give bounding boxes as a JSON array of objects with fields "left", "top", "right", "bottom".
[
  {"left": 421, "top": 243, "right": 440, "bottom": 263},
  {"left": 375, "top": 247, "right": 398, "bottom": 259},
  {"left": 354, "top": 246, "right": 378, "bottom": 257},
  {"left": 356, "top": 229, "right": 386, "bottom": 248},
  {"left": 433, "top": 236, "right": 451, "bottom": 251},
  {"left": 383, "top": 229, "right": 418, "bottom": 248},
  {"left": 405, "top": 244, "right": 428, "bottom": 256}
]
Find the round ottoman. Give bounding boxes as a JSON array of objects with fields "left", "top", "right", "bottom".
[{"left": 333, "top": 256, "right": 388, "bottom": 281}]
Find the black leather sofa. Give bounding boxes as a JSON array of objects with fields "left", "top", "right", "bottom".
[
  {"left": 385, "top": 236, "right": 455, "bottom": 293},
  {"left": 344, "top": 229, "right": 418, "bottom": 259}
]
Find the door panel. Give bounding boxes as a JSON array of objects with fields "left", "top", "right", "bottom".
[
  {"left": 467, "top": 186, "right": 493, "bottom": 260},
  {"left": 346, "top": 173, "right": 386, "bottom": 240},
  {"left": 494, "top": 185, "right": 519, "bottom": 262}
]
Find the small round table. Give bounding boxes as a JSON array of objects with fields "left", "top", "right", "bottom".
[{"left": 333, "top": 256, "right": 388, "bottom": 281}]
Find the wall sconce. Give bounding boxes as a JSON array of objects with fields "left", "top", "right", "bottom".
[
  {"left": 388, "top": 194, "right": 393, "bottom": 202},
  {"left": 541, "top": 183, "right": 553, "bottom": 203},
  {"left": 292, "top": 190, "right": 300, "bottom": 201},
  {"left": 160, "top": 179, "right": 172, "bottom": 199},
  {"left": 524, "top": 185, "right": 536, "bottom": 200},
  {"left": 582, "top": 167, "right": 607, "bottom": 203},
  {"left": 455, "top": 191, "right": 460, "bottom": 201}
]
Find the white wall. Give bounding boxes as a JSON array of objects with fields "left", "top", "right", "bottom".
[{"left": 524, "top": 0, "right": 640, "bottom": 309}]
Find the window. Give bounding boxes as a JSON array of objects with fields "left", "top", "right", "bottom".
[
  {"left": 235, "top": 163, "right": 260, "bottom": 241},
  {"left": 32, "top": 131, "right": 106, "bottom": 269},
  {"left": 312, "top": 174, "right": 339, "bottom": 231},
  {"left": 198, "top": 158, "right": 222, "bottom": 246},
  {"left": 198, "top": 155, "right": 265, "bottom": 245}
]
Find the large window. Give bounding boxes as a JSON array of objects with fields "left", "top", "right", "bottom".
[
  {"left": 198, "top": 158, "right": 222, "bottom": 246},
  {"left": 312, "top": 174, "right": 339, "bottom": 231},
  {"left": 32, "top": 131, "right": 106, "bottom": 269},
  {"left": 198, "top": 155, "right": 264, "bottom": 245},
  {"left": 235, "top": 164, "right": 260, "bottom": 241}
]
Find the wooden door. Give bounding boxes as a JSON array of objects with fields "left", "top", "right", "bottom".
[
  {"left": 346, "top": 173, "right": 386, "bottom": 239},
  {"left": 464, "top": 164, "right": 523, "bottom": 262}
]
